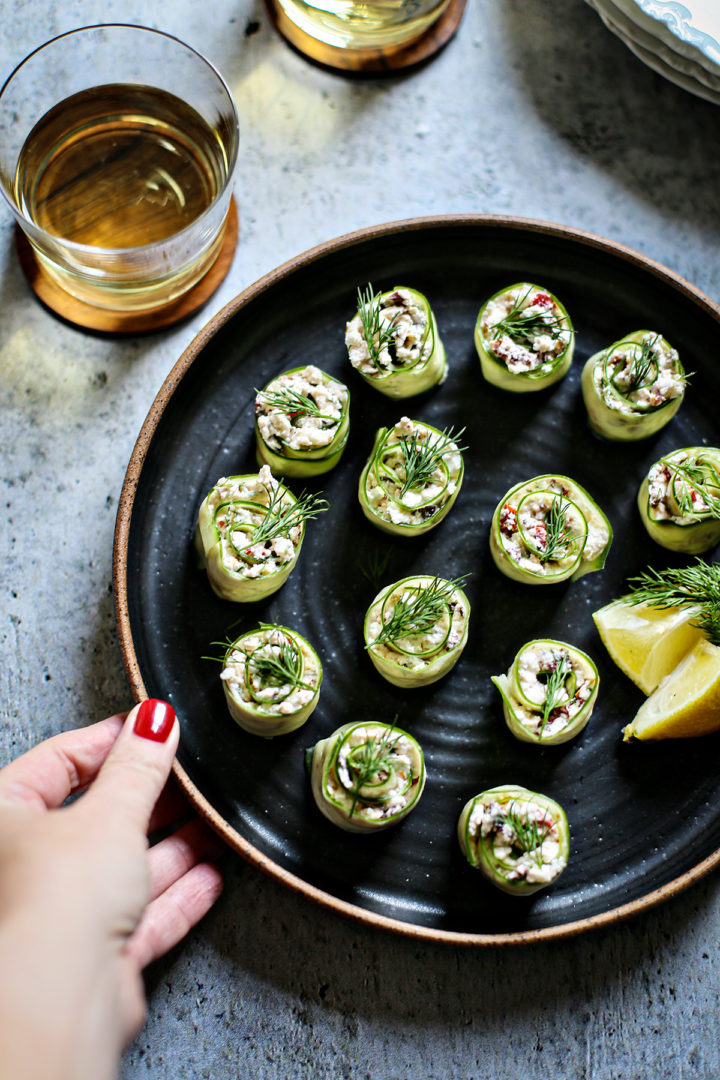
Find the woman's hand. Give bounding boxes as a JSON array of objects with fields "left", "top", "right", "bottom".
[{"left": 0, "top": 701, "right": 224, "bottom": 1080}]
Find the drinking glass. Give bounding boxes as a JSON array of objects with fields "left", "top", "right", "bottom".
[
  {"left": 268, "top": 0, "right": 452, "bottom": 51},
  {"left": 0, "top": 25, "right": 239, "bottom": 312}
]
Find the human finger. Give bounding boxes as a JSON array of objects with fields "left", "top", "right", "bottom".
[
  {"left": 0, "top": 714, "right": 125, "bottom": 811},
  {"left": 124, "top": 861, "right": 224, "bottom": 969},
  {"left": 147, "top": 777, "right": 194, "bottom": 836},
  {"left": 147, "top": 819, "right": 226, "bottom": 902},
  {"left": 85, "top": 700, "right": 179, "bottom": 834}
]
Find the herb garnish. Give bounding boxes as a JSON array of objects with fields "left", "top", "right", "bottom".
[
  {"left": 357, "top": 546, "right": 393, "bottom": 591},
  {"left": 357, "top": 284, "right": 401, "bottom": 365},
  {"left": 249, "top": 481, "right": 328, "bottom": 546},
  {"left": 247, "top": 625, "right": 314, "bottom": 693},
  {"left": 256, "top": 385, "right": 336, "bottom": 424},
  {"left": 538, "top": 495, "right": 575, "bottom": 564},
  {"left": 624, "top": 559, "right": 720, "bottom": 646},
  {"left": 624, "top": 333, "right": 660, "bottom": 393},
  {"left": 346, "top": 723, "right": 400, "bottom": 818},
  {"left": 489, "top": 286, "right": 569, "bottom": 347},
  {"left": 539, "top": 651, "right": 572, "bottom": 735},
  {"left": 504, "top": 801, "right": 552, "bottom": 866},
  {"left": 392, "top": 425, "right": 466, "bottom": 498},
  {"left": 368, "top": 574, "right": 469, "bottom": 648},
  {"left": 667, "top": 458, "right": 720, "bottom": 520}
]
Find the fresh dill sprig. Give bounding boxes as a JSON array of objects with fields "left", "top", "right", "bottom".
[
  {"left": 539, "top": 495, "right": 575, "bottom": 564},
  {"left": 357, "top": 546, "right": 393, "bottom": 591},
  {"left": 624, "top": 560, "right": 720, "bottom": 646},
  {"left": 539, "top": 651, "right": 572, "bottom": 735},
  {"left": 667, "top": 459, "right": 720, "bottom": 520},
  {"left": 357, "top": 284, "right": 400, "bottom": 364},
  {"left": 247, "top": 624, "right": 314, "bottom": 692},
  {"left": 368, "top": 574, "right": 469, "bottom": 648},
  {"left": 504, "top": 801, "right": 552, "bottom": 867},
  {"left": 393, "top": 425, "right": 466, "bottom": 498},
  {"left": 346, "top": 723, "right": 400, "bottom": 818},
  {"left": 490, "top": 286, "right": 569, "bottom": 346},
  {"left": 624, "top": 333, "right": 660, "bottom": 393},
  {"left": 256, "top": 385, "right": 335, "bottom": 423},
  {"left": 250, "top": 482, "right": 329, "bottom": 545}
]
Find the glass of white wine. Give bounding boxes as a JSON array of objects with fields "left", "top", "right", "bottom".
[
  {"left": 0, "top": 25, "right": 239, "bottom": 313},
  {"left": 269, "top": 0, "right": 453, "bottom": 53}
]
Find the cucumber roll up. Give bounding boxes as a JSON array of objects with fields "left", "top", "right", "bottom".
[
  {"left": 255, "top": 365, "right": 350, "bottom": 479},
  {"left": 195, "top": 466, "right": 328, "bottom": 602},
  {"left": 457, "top": 785, "right": 570, "bottom": 895},
  {"left": 475, "top": 283, "right": 574, "bottom": 392},
  {"left": 490, "top": 474, "right": 612, "bottom": 584},
  {"left": 220, "top": 624, "right": 322, "bottom": 736},
  {"left": 492, "top": 639, "right": 599, "bottom": 745},
  {"left": 638, "top": 447, "right": 720, "bottom": 554},
  {"left": 364, "top": 574, "right": 470, "bottom": 688},
  {"left": 307, "top": 721, "right": 426, "bottom": 832},
  {"left": 581, "top": 330, "right": 686, "bottom": 440},
  {"left": 358, "top": 416, "right": 465, "bottom": 537},
  {"left": 345, "top": 284, "right": 446, "bottom": 398}
]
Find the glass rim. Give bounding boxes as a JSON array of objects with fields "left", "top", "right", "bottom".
[{"left": 0, "top": 23, "right": 240, "bottom": 259}]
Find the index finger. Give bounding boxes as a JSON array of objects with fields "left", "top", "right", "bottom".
[{"left": 0, "top": 714, "right": 125, "bottom": 811}]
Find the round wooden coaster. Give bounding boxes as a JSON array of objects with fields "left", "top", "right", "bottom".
[
  {"left": 265, "top": 0, "right": 466, "bottom": 73},
  {"left": 14, "top": 196, "right": 239, "bottom": 335}
]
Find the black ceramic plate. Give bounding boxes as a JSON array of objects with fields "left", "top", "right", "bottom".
[{"left": 115, "top": 217, "right": 720, "bottom": 945}]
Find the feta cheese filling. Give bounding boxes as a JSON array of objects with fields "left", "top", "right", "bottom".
[
  {"left": 498, "top": 478, "right": 608, "bottom": 576},
  {"left": 221, "top": 627, "right": 320, "bottom": 716},
  {"left": 468, "top": 797, "right": 565, "bottom": 885},
  {"left": 346, "top": 288, "right": 432, "bottom": 376},
  {"left": 326, "top": 725, "right": 417, "bottom": 821},
  {"left": 481, "top": 285, "right": 571, "bottom": 374},
  {"left": 366, "top": 581, "right": 468, "bottom": 671},
  {"left": 596, "top": 331, "right": 684, "bottom": 413},
  {"left": 256, "top": 365, "right": 348, "bottom": 453},
  {"left": 647, "top": 450, "right": 720, "bottom": 526},
  {"left": 209, "top": 466, "right": 302, "bottom": 579},
  {"left": 364, "top": 416, "right": 463, "bottom": 528},
  {"left": 509, "top": 643, "right": 596, "bottom": 738}
]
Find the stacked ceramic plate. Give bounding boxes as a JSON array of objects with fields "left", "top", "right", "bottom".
[{"left": 584, "top": 0, "right": 720, "bottom": 103}]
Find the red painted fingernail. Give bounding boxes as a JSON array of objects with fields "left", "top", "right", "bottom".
[{"left": 133, "top": 699, "right": 176, "bottom": 743}]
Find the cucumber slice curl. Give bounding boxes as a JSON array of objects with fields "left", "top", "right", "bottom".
[
  {"left": 346, "top": 285, "right": 447, "bottom": 398},
  {"left": 358, "top": 417, "right": 465, "bottom": 537},
  {"left": 195, "top": 467, "right": 324, "bottom": 602},
  {"left": 581, "top": 330, "right": 686, "bottom": 441},
  {"left": 492, "top": 638, "right": 599, "bottom": 745},
  {"left": 255, "top": 365, "right": 350, "bottom": 479},
  {"left": 457, "top": 784, "right": 570, "bottom": 895},
  {"left": 490, "top": 474, "right": 612, "bottom": 584},
  {"left": 364, "top": 574, "right": 470, "bottom": 687},
  {"left": 307, "top": 720, "right": 426, "bottom": 832},
  {"left": 638, "top": 446, "right": 720, "bottom": 554},
  {"left": 474, "top": 282, "right": 574, "bottom": 392},
  {"left": 221, "top": 624, "right": 322, "bottom": 736}
]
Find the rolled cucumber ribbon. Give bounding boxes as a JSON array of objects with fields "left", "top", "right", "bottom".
[
  {"left": 255, "top": 365, "right": 350, "bottom": 479},
  {"left": 358, "top": 416, "right": 465, "bottom": 537},
  {"left": 364, "top": 574, "right": 470, "bottom": 688},
  {"left": 490, "top": 474, "right": 612, "bottom": 584},
  {"left": 581, "top": 330, "right": 686, "bottom": 440},
  {"left": 457, "top": 784, "right": 570, "bottom": 895},
  {"left": 220, "top": 623, "right": 322, "bottom": 736},
  {"left": 492, "top": 639, "right": 599, "bottom": 745},
  {"left": 638, "top": 447, "right": 720, "bottom": 554},
  {"left": 195, "top": 466, "right": 328, "bottom": 602},
  {"left": 345, "top": 284, "right": 446, "bottom": 398},
  {"left": 474, "top": 282, "right": 574, "bottom": 392},
  {"left": 307, "top": 720, "right": 426, "bottom": 832}
]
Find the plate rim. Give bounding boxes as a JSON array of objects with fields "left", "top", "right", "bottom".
[{"left": 113, "top": 212, "right": 720, "bottom": 946}]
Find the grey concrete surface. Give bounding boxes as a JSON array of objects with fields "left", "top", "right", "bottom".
[{"left": 2, "top": 1, "right": 720, "bottom": 1077}]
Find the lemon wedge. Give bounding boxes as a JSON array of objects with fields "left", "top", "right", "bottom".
[
  {"left": 592, "top": 599, "right": 705, "bottom": 695},
  {"left": 623, "top": 639, "right": 720, "bottom": 740}
]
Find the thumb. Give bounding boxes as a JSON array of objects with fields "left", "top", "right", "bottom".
[{"left": 85, "top": 699, "right": 179, "bottom": 833}]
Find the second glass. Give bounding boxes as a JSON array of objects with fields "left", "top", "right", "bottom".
[{"left": 0, "top": 25, "right": 239, "bottom": 312}]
